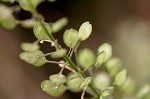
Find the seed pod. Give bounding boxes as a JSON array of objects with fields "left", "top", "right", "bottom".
[
  {"left": 93, "top": 72, "right": 110, "bottom": 90},
  {"left": 41, "top": 80, "right": 66, "bottom": 97},
  {"left": 66, "top": 72, "right": 83, "bottom": 92},
  {"left": 20, "top": 50, "right": 46, "bottom": 67},
  {"left": 33, "top": 22, "right": 52, "bottom": 40},
  {"left": 79, "top": 22, "right": 92, "bottom": 41},
  {"left": 49, "top": 74, "right": 66, "bottom": 85},
  {"left": 63, "top": 28, "right": 79, "bottom": 48},
  {"left": 21, "top": 42, "right": 40, "bottom": 52},
  {"left": 78, "top": 48, "right": 96, "bottom": 68},
  {"left": 98, "top": 43, "right": 112, "bottom": 62}
]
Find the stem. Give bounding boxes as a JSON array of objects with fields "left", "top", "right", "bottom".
[
  {"left": 46, "top": 60, "right": 62, "bottom": 64},
  {"left": 28, "top": 2, "right": 100, "bottom": 97},
  {"left": 89, "top": 84, "right": 100, "bottom": 98},
  {"left": 74, "top": 49, "right": 81, "bottom": 70},
  {"left": 81, "top": 86, "right": 87, "bottom": 99}
]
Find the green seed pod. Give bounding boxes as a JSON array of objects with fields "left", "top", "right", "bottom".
[
  {"left": 51, "top": 17, "right": 68, "bottom": 33},
  {"left": 102, "top": 87, "right": 114, "bottom": 96},
  {"left": 18, "top": 0, "right": 44, "bottom": 11},
  {"left": 137, "top": 84, "right": 150, "bottom": 99},
  {"left": 66, "top": 72, "right": 83, "bottom": 92},
  {"left": 99, "top": 87, "right": 114, "bottom": 99},
  {"left": 78, "top": 48, "right": 96, "bottom": 68},
  {"left": 20, "top": 50, "right": 46, "bottom": 67},
  {"left": 99, "top": 95, "right": 108, "bottom": 99},
  {"left": 93, "top": 72, "right": 110, "bottom": 90},
  {"left": 41, "top": 80, "right": 66, "bottom": 97},
  {"left": 79, "top": 22, "right": 92, "bottom": 41},
  {"left": 33, "top": 22, "right": 52, "bottom": 40},
  {"left": 120, "top": 77, "right": 136, "bottom": 95},
  {"left": 63, "top": 28, "right": 79, "bottom": 48},
  {"left": 95, "top": 51, "right": 106, "bottom": 68},
  {"left": 114, "top": 69, "right": 127, "bottom": 86},
  {"left": 98, "top": 43, "right": 112, "bottom": 62},
  {"left": 0, "top": 4, "right": 17, "bottom": 29},
  {"left": 20, "top": 19, "right": 36, "bottom": 28},
  {"left": 49, "top": 74, "right": 66, "bottom": 85},
  {"left": 105, "top": 57, "right": 123, "bottom": 77},
  {"left": 51, "top": 49, "right": 67, "bottom": 59},
  {"left": 21, "top": 42, "right": 40, "bottom": 52}
]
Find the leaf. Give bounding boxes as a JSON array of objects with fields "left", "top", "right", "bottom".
[
  {"left": 0, "top": 4, "right": 17, "bottom": 29},
  {"left": 63, "top": 28, "right": 79, "bottom": 48},
  {"left": 33, "top": 22, "right": 52, "bottom": 40},
  {"left": 20, "top": 50, "right": 46, "bottom": 67},
  {"left": 21, "top": 42, "right": 40, "bottom": 52},
  {"left": 51, "top": 17, "right": 68, "bottom": 33},
  {"left": 18, "top": 0, "right": 44, "bottom": 11},
  {"left": 93, "top": 72, "right": 110, "bottom": 90},
  {"left": 95, "top": 51, "right": 106, "bottom": 68},
  {"left": 41, "top": 80, "right": 66, "bottom": 97},
  {"left": 66, "top": 72, "right": 83, "bottom": 92},
  {"left": 79, "top": 22, "right": 92, "bottom": 41},
  {"left": 79, "top": 77, "right": 91, "bottom": 88},
  {"left": 105, "top": 57, "right": 123, "bottom": 77},
  {"left": 78, "top": 48, "right": 96, "bottom": 68},
  {"left": 51, "top": 49, "right": 67, "bottom": 59},
  {"left": 98, "top": 43, "right": 112, "bottom": 62},
  {"left": 114, "top": 69, "right": 127, "bottom": 86},
  {"left": 49, "top": 74, "right": 66, "bottom": 85}
]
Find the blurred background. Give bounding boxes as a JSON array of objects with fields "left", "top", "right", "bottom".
[{"left": 0, "top": 0, "right": 150, "bottom": 99}]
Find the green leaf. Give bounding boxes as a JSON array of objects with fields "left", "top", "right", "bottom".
[
  {"left": 51, "top": 17, "right": 68, "bottom": 33},
  {"left": 93, "top": 72, "right": 110, "bottom": 90},
  {"left": 20, "top": 19, "right": 36, "bottom": 28},
  {"left": 20, "top": 50, "right": 46, "bottom": 67},
  {"left": 21, "top": 42, "right": 40, "bottom": 52},
  {"left": 63, "top": 28, "right": 79, "bottom": 48},
  {"left": 137, "top": 85, "right": 150, "bottom": 99},
  {"left": 18, "top": 0, "right": 44, "bottom": 11},
  {"left": 0, "top": 4, "right": 17, "bottom": 29},
  {"left": 33, "top": 22, "right": 52, "bottom": 40},
  {"left": 66, "top": 72, "right": 83, "bottom": 92},
  {"left": 49, "top": 74, "right": 66, "bottom": 85},
  {"left": 105, "top": 57, "right": 123, "bottom": 77},
  {"left": 41, "top": 80, "right": 66, "bottom": 97},
  {"left": 78, "top": 22, "right": 92, "bottom": 41},
  {"left": 79, "top": 77, "right": 91, "bottom": 88},
  {"left": 95, "top": 51, "right": 106, "bottom": 68},
  {"left": 98, "top": 43, "right": 112, "bottom": 62},
  {"left": 78, "top": 48, "right": 96, "bottom": 68},
  {"left": 51, "top": 49, "right": 67, "bottom": 59},
  {"left": 114, "top": 69, "right": 127, "bottom": 86}
]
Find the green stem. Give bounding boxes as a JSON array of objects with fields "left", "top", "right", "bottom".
[
  {"left": 89, "top": 84, "right": 100, "bottom": 98},
  {"left": 28, "top": 3, "right": 100, "bottom": 97}
]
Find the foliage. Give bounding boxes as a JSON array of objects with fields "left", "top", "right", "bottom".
[{"left": 0, "top": 0, "right": 150, "bottom": 99}]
